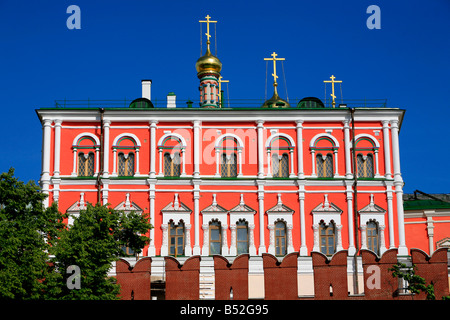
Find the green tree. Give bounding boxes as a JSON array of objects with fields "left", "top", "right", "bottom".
[
  {"left": 389, "top": 262, "right": 435, "bottom": 300},
  {"left": 48, "top": 203, "right": 151, "bottom": 300},
  {"left": 0, "top": 168, "right": 65, "bottom": 299}
]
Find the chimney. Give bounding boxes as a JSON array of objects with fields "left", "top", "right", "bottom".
[
  {"left": 142, "top": 80, "right": 152, "bottom": 100},
  {"left": 167, "top": 92, "right": 176, "bottom": 108}
]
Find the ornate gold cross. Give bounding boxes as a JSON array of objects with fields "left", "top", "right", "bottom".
[
  {"left": 323, "top": 75, "right": 342, "bottom": 107},
  {"left": 199, "top": 14, "right": 217, "bottom": 46},
  {"left": 264, "top": 52, "right": 285, "bottom": 85}
]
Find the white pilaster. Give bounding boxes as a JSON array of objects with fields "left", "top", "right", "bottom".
[
  {"left": 382, "top": 120, "right": 392, "bottom": 179},
  {"left": 102, "top": 120, "right": 111, "bottom": 178},
  {"left": 257, "top": 120, "right": 265, "bottom": 178},
  {"left": 193, "top": 120, "right": 201, "bottom": 179},
  {"left": 53, "top": 119, "right": 62, "bottom": 178},
  {"left": 257, "top": 180, "right": 266, "bottom": 254},
  {"left": 296, "top": 120, "right": 304, "bottom": 179},
  {"left": 343, "top": 120, "right": 352, "bottom": 179},
  {"left": 193, "top": 181, "right": 201, "bottom": 255},
  {"left": 149, "top": 120, "right": 157, "bottom": 178}
]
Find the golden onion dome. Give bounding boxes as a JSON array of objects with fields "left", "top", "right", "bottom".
[
  {"left": 261, "top": 85, "right": 291, "bottom": 108},
  {"left": 196, "top": 47, "right": 222, "bottom": 76}
]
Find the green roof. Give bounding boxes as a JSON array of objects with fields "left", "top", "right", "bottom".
[{"left": 403, "top": 199, "right": 450, "bottom": 211}]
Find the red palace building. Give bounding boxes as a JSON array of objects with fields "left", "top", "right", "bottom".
[{"left": 35, "top": 15, "right": 444, "bottom": 300}]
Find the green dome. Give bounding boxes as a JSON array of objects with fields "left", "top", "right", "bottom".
[
  {"left": 129, "top": 97, "right": 154, "bottom": 108},
  {"left": 297, "top": 97, "right": 325, "bottom": 108}
]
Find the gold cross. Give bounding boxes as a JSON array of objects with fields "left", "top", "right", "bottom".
[
  {"left": 323, "top": 75, "right": 342, "bottom": 107},
  {"left": 199, "top": 14, "right": 217, "bottom": 46},
  {"left": 218, "top": 76, "right": 229, "bottom": 93},
  {"left": 264, "top": 52, "right": 285, "bottom": 85}
]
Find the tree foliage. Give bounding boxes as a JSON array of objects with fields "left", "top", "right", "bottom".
[
  {"left": 0, "top": 168, "right": 152, "bottom": 300},
  {"left": 389, "top": 262, "right": 435, "bottom": 300}
]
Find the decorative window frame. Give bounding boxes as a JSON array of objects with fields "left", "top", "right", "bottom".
[
  {"left": 265, "top": 133, "right": 296, "bottom": 178},
  {"left": 311, "top": 194, "right": 344, "bottom": 253},
  {"left": 215, "top": 134, "right": 244, "bottom": 177},
  {"left": 229, "top": 194, "right": 257, "bottom": 256},
  {"left": 71, "top": 133, "right": 100, "bottom": 177},
  {"left": 351, "top": 134, "right": 381, "bottom": 178},
  {"left": 201, "top": 194, "right": 229, "bottom": 256},
  {"left": 66, "top": 192, "right": 87, "bottom": 226},
  {"left": 112, "top": 133, "right": 142, "bottom": 177},
  {"left": 157, "top": 132, "right": 187, "bottom": 177},
  {"left": 309, "top": 133, "right": 340, "bottom": 177},
  {"left": 266, "top": 194, "right": 295, "bottom": 255},
  {"left": 358, "top": 194, "right": 387, "bottom": 255},
  {"left": 161, "top": 194, "right": 192, "bottom": 256}
]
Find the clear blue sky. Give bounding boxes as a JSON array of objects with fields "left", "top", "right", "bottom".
[{"left": 0, "top": 0, "right": 448, "bottom": 194}]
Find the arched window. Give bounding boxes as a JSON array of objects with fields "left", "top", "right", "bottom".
[
  {"left": 357, "top": 153, "right": 374, "bottom": 178},
  {"left": 118, "top": 152, "right": 135, "bottom": 177},
  {"left": 316, "top": 153, "right": 333, "bottom": 177},
  {"left": 72, "top": 134, "right": 100, "bottom": 177},
  {"left": 169, "top": 221, "right": 185, "bottom": 257},
  {"left": 275, "top": 221, "right": 287, "bottom": 256},
  {"left": 221, "top": 153, "right": 237, "bottom": 178},
  {"left": 215, "top": 134, "right": 243, "bottom": 177},
  {"left": 236, "top": 220, "right": 249, "bottom": 255},
  {"left": 272, "top": 153, "right": 289, "bottom": 178},
  {"left": 112, "top": 133, "right": 141, "bottom": 177},
  {"left": 78, "top": 152, "right": 95, "bottom": 177},
  {"left": 158, "top": 133, "right": 186, "bottom": 177},
  {"left": 367, "top": 220, "right": 379, "bottom": 254},
  {"left": 209, "top": 220, "right": 222, "bottom": 255},
  {"left": 320, "top": 221, "right": 336, "bottom": 256},
  {"left": 164, "top": 152, "right": 181, "bottom": 177}
]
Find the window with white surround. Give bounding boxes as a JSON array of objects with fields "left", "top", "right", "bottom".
[
  {"left": 157, "top": 133, "right": 186, "bottom": 177},
  {"left": 112, "top": 133, "right": 141, "bottom": 177},
  {"left": 71, "top": 133, "right": 100, "bottom": 177},
  {"left": 266, "top": 194, "right": 294, "bottom": 256},
  {"left": 358, "top": 194, "right": 387, "bottom": 255},
  {"left": 215, "top": 134, "right": 243, "bottom": 177},
  {"left": 352, "top": 134, "right": 380, "bottom": 178},
  {"left": 312, "top": 194, "right": 343, "bottom": 254},
  {"left": 266, "top": 133, "right": 295, "bottom": 178},
  {"left": 309, "top": 133, "right": 340, "bottom": 178}
]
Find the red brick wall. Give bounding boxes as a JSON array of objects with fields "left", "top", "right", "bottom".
[
  {"left": 214, "top": 254, "right": 249, "bottom": 300},
  {"left": 165, "top": 255, "right": 200, "bottom": 300},
  {"left": 263, "top": 252, "right": 299, "bottom": 300},
  {"left": 411, "top": 248, "right": 449, "bottom": 299},
  {"left": 116, "top": 257, "right": 151, "bottom": 300},
  {"left": 361, "top": 249, "right": 399, "bottom": 299},
  {"left": 311, "top": 251, "right": 348, "bottom": 299}
]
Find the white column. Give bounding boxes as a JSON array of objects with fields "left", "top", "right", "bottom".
[
  {"left": 95, "top": 147, "right": 100, "bottom": 176},
  {"left": 53, "top": 119, "right": 62, "bottom": 178},
  {"left": 426, "top": 217, "right": 435, "bottom": 254},
  {"left": 266, "top": 151, "right": 272, "bottom": 177},
  {"left": 102, "top": 120, "right": 111, "bottom": 178},
  {"left": 390, "top": 120, "right": 407, "bottom": 255},
  {"left": 333, "top": 149, "right": 339, "bottom": 176},
  {"left": 346, "top": 182, "right": 356, "bottom": 256},
  {"left": 386, "top": 185, "right": 396, "bottom": 249},
  {"left": 296, "top": 120, "right": 304, "bottom": 179},
  {"left": 221, "top": 224, "right": 229, "bottom": 255},
  {"left": 149, "top": 120, "right": 157, "bottom": 178},
  {"left": 268, "top": 224, "right": 275, "bottom": 255},
  {"left": 201, "top": 224, "right": 209, "bottom": 256},
  {"left": 289, "top": 149, "right": 295, "bottom": 178},
  {"left": 287, "top": 224, "right": 294, "bottom": 253},
  {"left": 41, "top": 119, "right": 52, "bottom": 181},
  {"left": 379, "top": 225, "right": 387, "bottom": 255},
  {"left": 382, "top": 120, "right": 392, "bottom": 179},
  {"left": 147, "top": 184, "right": 156, "bottom": 256},
  {"left": 257, "top": 181, "right": 266, "bottom": 254},
  {"left": 298, "top": 184, "right": 308, "bottom": 256},
  {"left": 360, "top": 225, "right": 367, "bottom": 250},
  {"left": 193, "top": 182, "right": 201, "bottom": 255},
  {"left": 229, "top": 224, "right": 237, "bottom": 256},
  {"left": 336, "top": 225, "right": 343, "bottom": 252},
  {"left": 343, "top": 120, "right": 352, "bottom": 179},
  {"left": 215, "top": 150, "right": 220, "bottom": 177},
  {"left": 161, "top": 224, "right": 169, "bottom": 256},
  {"left": 158, "top": 149, "right": 163, "bottom": 176},
  {"left": 185, "top": 223, "right": 192, "bottom": 256},
  {"left": 257, "top": 120, "right": 265, "bottom": 178},
  {"left": 112, "top": 149, "right": 117, "bottom": 175},
  {"left": 237, "top": 150, "right": 243, "bottom": 177},
  {"left": 193, "top": 120, "right": 201, "bottom": 178},
  {"left": 249, "top": 224, "right": 256, "bottom": 255},
  {"left": 71, "top": 148, "right": 78, "bottom": 177},
  {"left": 135, "top": 149, "right": 140, "bottom": 175},
  {"left": 310, "top": 150, "right": 316, "bottom": 177},
  {"left": 374, "top": 150, "right": 380, "bottom": 177},
  {"left": 181, "top": 148, "right": 186, "bottom": 176},
  {"left": 312, "top": 224, "right": 320, "bottom": 252}
]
